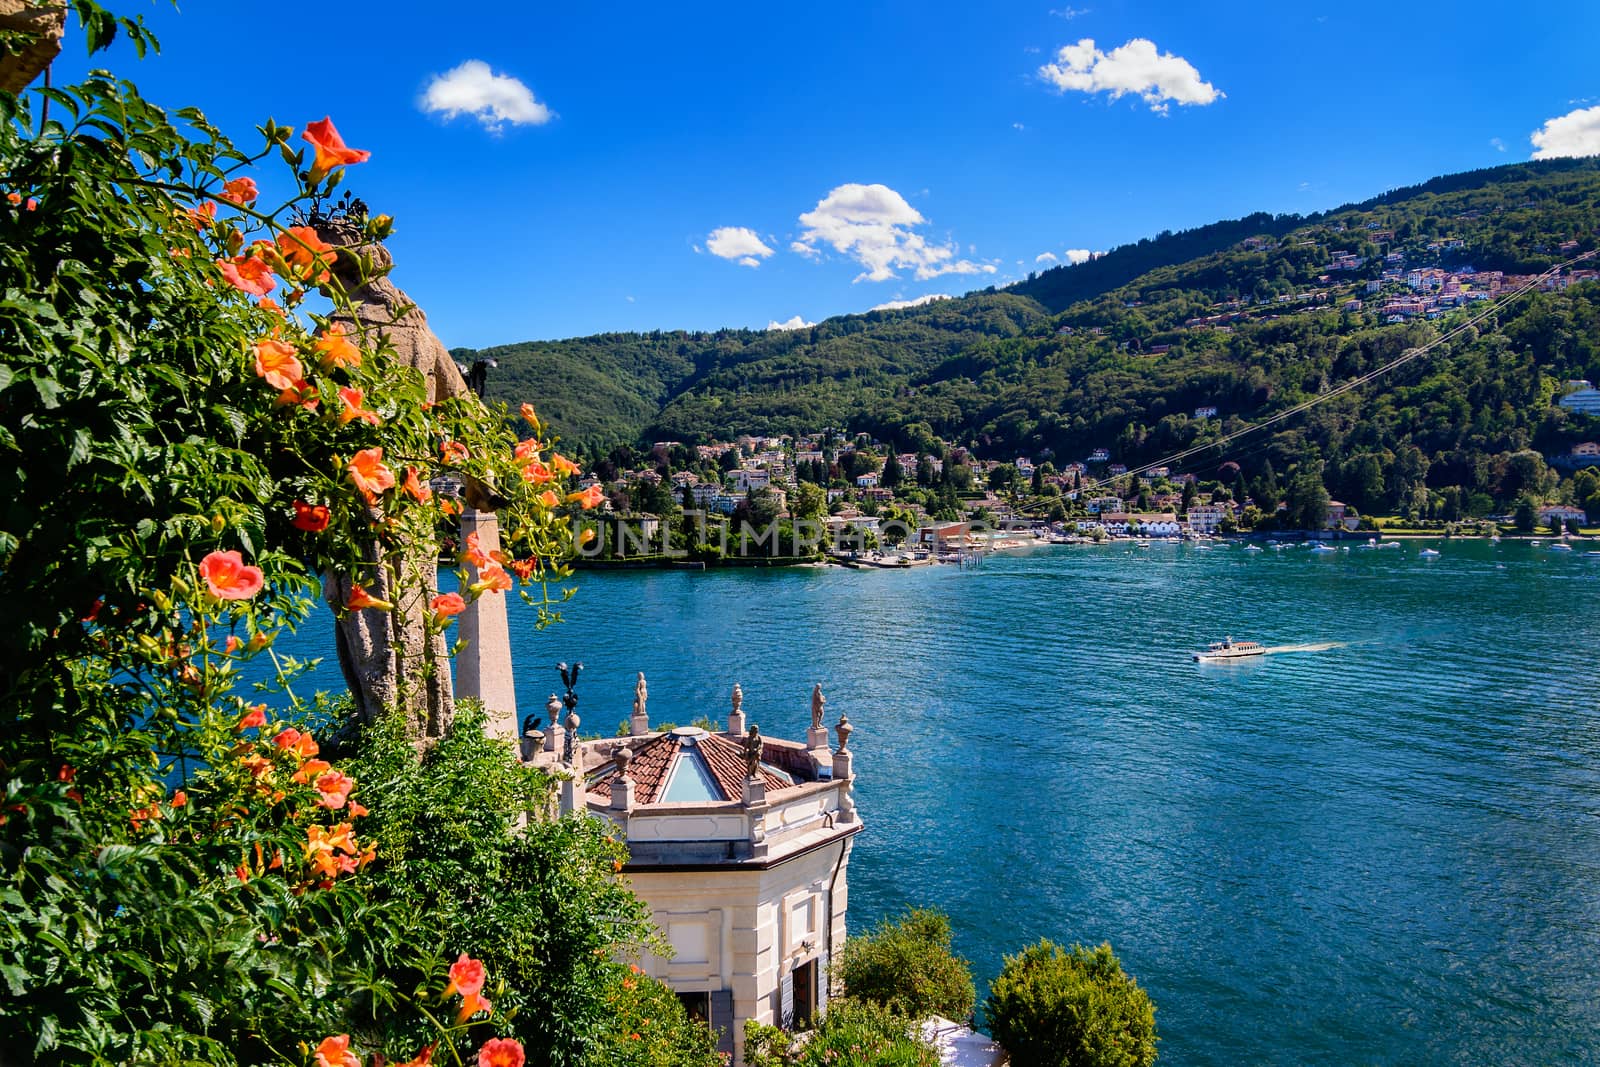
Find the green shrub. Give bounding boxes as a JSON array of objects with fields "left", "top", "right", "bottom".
[
  {"left": 835, "top": 907, "right": 975, "bottom": 1020},
  {"left": 345, "top": 703, "right": 722, "bottom": 1067},
  {"left": 744, "top": 1001, "right": 937, "bottom": 1067},
  {"left": 985, "top": 941, "right": 1158, "bottom": 1067}
]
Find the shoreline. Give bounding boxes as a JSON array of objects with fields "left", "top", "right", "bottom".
[{"left": 540, "top": 530, "right": 1596, "bottom": 573}]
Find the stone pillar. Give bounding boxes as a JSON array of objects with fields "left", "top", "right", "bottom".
[
  {"left": 455, "top": 508, "right": 518, "bottom": 740},
  {"left": 832, "top": 714, "right": 857, "bottom": 825},
  {"left": 542, "top": 693, "right": 564, "bottom": 759},
  {"left": 610, "top": 746, "right": 635, "bottom": 812},
  {"left": 559, "top": 772, "right": 587, "bottom": 816},
  {"left": 743, "top": 776, "right": 769, "bottom": 861}
]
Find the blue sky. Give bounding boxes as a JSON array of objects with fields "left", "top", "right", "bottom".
[{"left": 60, "top": 2, "right": 1600, "bottom": 347}]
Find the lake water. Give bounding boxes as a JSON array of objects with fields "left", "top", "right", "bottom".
[{"left": 276, "top": 538, "right": 1600, "bottom": 1065}]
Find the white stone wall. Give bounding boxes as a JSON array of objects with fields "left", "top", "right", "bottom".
[{"left": 628, "top": 836, "right": 854, "bottom": 1065}]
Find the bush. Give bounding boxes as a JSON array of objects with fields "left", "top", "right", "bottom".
[
  {"left": 0, "top": 6, "right": 646, "bottom": 1063},
  {"left": 985, "top": 941, "right": 1158, "bottom": 1067},
  {"left": 835, "top": 907, "right": 975, "bottom": 1021},
  {"left": 345, "top": 703, "right": 723, "bottom": 1066},
  {"left": 744, "top": 1001, "right": 938, "bottom": 1067}
]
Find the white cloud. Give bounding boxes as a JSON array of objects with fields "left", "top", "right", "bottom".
[
  {"left": 1039, "top": 37, "right": 1222, "bottom": 113},
  {"left": 1065, "top": 248, "right": 1095, "bottom": 264},
  {"left": 1490, "top": 137, "right": 1506, "bottom": 152},
  {"left": 871, "top": 293, "right": 952, "bottom": 311},
  {"left": 421, "top": 60, "right": 552, "bottom": 131},
  {"left": 1051, "top": 6, "right": 1091, "bottom": 17},
  {"left": 793, "top": 183, "right": 997, "bottom": 282},
  {"left": 1012, "top": 122, "right": 1026, "bottom": 131},
  {"left": 1530, "top": 105, "right": 1600, "bottom": 159},
  {"left": 1035, "top": 252, "right": 1058, "bottom": 264},
  {"left": 766, "top": 315, "right": 815, "bottom": 331},
  {"left": 706, "top": 226, "right": 775, "bottom": 267}
]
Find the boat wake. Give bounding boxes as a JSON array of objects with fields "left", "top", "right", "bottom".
[{"left": 1261, "top": 641, "right": 1347, "bottom": 654}]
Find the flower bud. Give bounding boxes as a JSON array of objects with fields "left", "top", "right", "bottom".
[{"left": 368, "top": 214, "right": 394, "bottom": 240}]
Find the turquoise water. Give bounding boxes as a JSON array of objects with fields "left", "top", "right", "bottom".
[{"left": 278, "top": 539, "right": 1600, "bottom": 1064}]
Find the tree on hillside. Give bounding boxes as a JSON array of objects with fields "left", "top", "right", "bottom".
[
  {"left": 1342, "top": 452, "right": 1389, "bottom": 514},
  {"left": 791, "top": 482, "right": 827, "bottom": 521},
  {"left": 1285, "top": 461, "right": 1331, "bottom": 530},
  {"left": 1514, "top": 495, "right": 1537, "bottom": 532},
  {"left": 883, "top": 451, "right": 903, "bottom": 488},
  {"left": 1253, "top": 460, "right": 1281, "bottom": 512}
]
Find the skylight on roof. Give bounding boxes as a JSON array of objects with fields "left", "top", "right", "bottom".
[{"left": 659, "top": 746, "right": 724, "bottom": 803}]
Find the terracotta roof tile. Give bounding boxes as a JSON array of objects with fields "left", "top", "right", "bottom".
[
  {"left": 587, "top": 731, "right": 793, "bottom": 804},
  {"left": 588, "top": 732, "right": 678, "bottom": 803},
  {"left": 697, "top": 732, "right": 792, "bottom": 799}
]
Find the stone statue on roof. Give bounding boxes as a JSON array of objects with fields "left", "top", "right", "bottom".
[
  {"left": 811, "top": 683, "right": 826, "bottom": 731},
  {"left": 633, "top": 672, "right": 648, "bottom": 719},
  {"left": 744, "top": 724, "right": 762, "bottom": 780}
]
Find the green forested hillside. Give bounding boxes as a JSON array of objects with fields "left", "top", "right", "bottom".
[{"left": 465, "top": 158, "right": 1600, "bottom": 515}]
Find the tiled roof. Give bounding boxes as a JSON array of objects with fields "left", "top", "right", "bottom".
[{"left": 588, "top": 730, "right": 792, "bottom": 804}]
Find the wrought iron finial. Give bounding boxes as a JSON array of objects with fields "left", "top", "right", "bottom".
[{"left": 464, "top": 357, "right": 498, "bottom": 399}]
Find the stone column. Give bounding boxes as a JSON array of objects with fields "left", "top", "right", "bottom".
[
  {"left": 456, "top": 508, "right": 518, "bottom": 740},
  {"left": 832, "top": 714, "right": 857, "bottom": 825},
  {"left": 610, "top": 746, "right": 636, "bottom": 812},
  {"left": 559, "top": 772, "right": 587, "bottom": 816},
  {"left": 542, "top": 694, "right": 564, "bottom": 760},
  {"left": 743, "top": 777, "right": 769, "bottom": 861}
]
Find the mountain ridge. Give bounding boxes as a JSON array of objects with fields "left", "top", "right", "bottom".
[{"left": 465, "top": 156, "right": 1600, "bottom": 523}]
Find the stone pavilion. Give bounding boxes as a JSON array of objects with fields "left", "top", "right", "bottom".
[{"left": 529, "top": 676, "right": 861, "bottom": 1063}]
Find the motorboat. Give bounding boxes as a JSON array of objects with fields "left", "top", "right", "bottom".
[
  {"left": 1194, "top": 636, "right": 1266, "bottom": 662},
  {"left": 1418, "top": 548, "right": 1441, "bottom": 558}
]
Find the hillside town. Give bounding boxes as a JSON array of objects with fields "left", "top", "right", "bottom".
[{"left": 560, "top": 411, "right": 1599, "bottom": 565}]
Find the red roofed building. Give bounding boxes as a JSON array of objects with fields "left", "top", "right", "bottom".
[{"left": 546, "top": 677, "right": 860, "bottom": 1063}]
